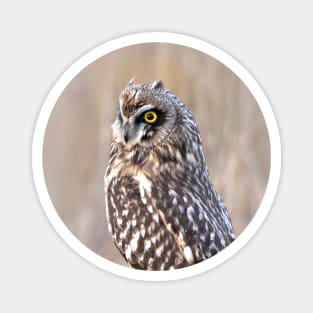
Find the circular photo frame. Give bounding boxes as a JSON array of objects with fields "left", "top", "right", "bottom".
[{"left": 32, "top": 32, "right": 281, "bottom": 281}]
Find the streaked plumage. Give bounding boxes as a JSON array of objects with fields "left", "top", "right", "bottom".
[{"left": 104, "top": 80, "right": 235, "bottom": 270}]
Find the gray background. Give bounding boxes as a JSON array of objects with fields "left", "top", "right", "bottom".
[{"left": 0, "top": 1, "right": 312, "bottom": 312}]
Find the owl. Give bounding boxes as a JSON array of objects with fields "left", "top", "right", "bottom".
[{"left": 104, "top": 79, "right": 235, "bottom": 270}]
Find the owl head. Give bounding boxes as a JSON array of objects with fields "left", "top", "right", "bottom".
[{"left": 112, "top": 79, "right": 183, "bottom": 150}]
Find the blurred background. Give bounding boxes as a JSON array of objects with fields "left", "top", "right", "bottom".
[{"left": 43, "top": 43, "right": 270, "bottom": 266}]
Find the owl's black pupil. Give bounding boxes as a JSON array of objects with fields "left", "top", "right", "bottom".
[{"left": 147, "top": 113, "right": 153, "bottom": 120}]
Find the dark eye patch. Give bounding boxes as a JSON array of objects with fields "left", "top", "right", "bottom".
[{"left": 136, "top": 109, "right": 164, "bottom": 126}]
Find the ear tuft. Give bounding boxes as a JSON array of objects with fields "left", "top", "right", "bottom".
[
  {"left": 151, "top": 80, "right": 164, "bottom": 90},
  {"left": 128, "top": 77, "right": 136, "bottom": 85}
]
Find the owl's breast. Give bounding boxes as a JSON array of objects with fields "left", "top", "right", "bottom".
[{"left": 105, "top": 172, "right": 189, "bottom": 270}]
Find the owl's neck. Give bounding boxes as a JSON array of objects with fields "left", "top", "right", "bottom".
[{"left": 107, "top": 130, "right": 208, "bottom": 184}]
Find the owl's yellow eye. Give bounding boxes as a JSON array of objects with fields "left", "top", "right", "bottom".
[{"left": 144, "top": 111, "right": 158, "bottom": 123}]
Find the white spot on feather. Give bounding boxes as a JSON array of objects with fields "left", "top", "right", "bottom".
[
  {"left": 134, "top": 173, "right": 151, "bottom": 205},
  {"left": 148, "top": 258, "right": 154, "bottom": 267},
  {"left": 140, "top": 228, "right": 146, "bottom": 237},
  {"left": 144, "top": 240, "right": 151, "bottom": 251},
  {"left": 187, "top": 206, "right": 194, "bottom": 223},
  {"left": 130, "top": 232, "right": 140, "bottom": 252},
  {"left": 147, "top": 205, "right": 153, "bottom": 213},
  {"left": 153, "top": 213, "right": 159, "bottom": 223},
  {"left": 120, "top": 221, "right": 130, "bottom": 240},
  {"left": 155, "top": 246, "right": 163, "bottom": 257},
  {"left": 220, "top": 237, "right": 226, "bottom": 247},
  {"left": 167, "top": 223, "right": 173, "bottom": 232},
  {"left": 151, "top": 235, "right": 156, "bottom": 245},
  {"left": 169, "top": 189, "right": 177, "bottom": 197},
  {"left": 183, "top": 246, "right": 194, "bottom": 264},
  {"left": 125, "top": 245, "right": 131, "bottom": 260},
  {"left": 186, "top": 153, "right": 196, "bottom": 163},
  {"left": 192, "top": 223, "right": 199, "bottom": 232}
]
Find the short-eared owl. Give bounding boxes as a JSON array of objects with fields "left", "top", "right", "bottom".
[{"left": 105, "top": 80, "right": 235, "bottom": 270}]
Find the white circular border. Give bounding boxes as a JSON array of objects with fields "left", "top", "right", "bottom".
[{"left": 32, "top": 32, "right": 281, "bottom": 281}]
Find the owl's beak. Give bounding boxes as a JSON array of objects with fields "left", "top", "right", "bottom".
[
  {"left": 123, "top": 129, "right": 130, "bottom": 143},
  {"left": 123, "top": 122, "right": 143, "bottom": 145},
  {"left": 123, "top": 122, "right": 132, "bottom": 144}
]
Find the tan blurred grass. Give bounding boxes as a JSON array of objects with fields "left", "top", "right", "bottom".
[{"left": 43, "top": 43, "right": 270, "bottom": 265}]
